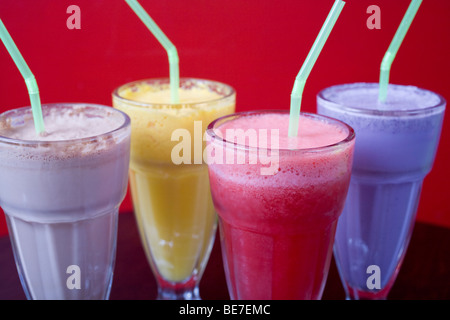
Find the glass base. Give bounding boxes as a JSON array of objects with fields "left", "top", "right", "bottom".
[
  {"left": 156, "top": 275, "right": 201, "bottom": 300},
  {"left": 344, "top": 285, "right": 390, "bottom": 300},
  {"left": 157, "top": 286, "right": 201, "bottom": 300}
]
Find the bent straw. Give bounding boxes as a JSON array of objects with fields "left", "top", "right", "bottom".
[
  {"left": 289, "top": 0, "right": 345, "bottom": 137},
  {"left": 378, "top": 0, "right": 422, "bottom": 103},
  {"left": 0, "top": 18, "right": 45, "bottom": 134},
  {"left": 125, "top": 0, "right": 179, "bottom": 103}
]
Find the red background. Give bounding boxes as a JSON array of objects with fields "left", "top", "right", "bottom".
[{"left": 0, "top": 0, "right": 449, "bottom": 236}]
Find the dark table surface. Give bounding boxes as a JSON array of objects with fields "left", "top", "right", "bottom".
[{"left": 1, "top": 211, "right": 449, "bottom": 300}]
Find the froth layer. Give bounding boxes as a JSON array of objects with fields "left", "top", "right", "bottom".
[
  {"left": 0, "top": 104, "right": 130, "bottom": 164},
  {"left": 0, "top": 105, "right": 125, "bottom": 141},
  {"left": 114, "top": 79, "right": 231, "bottom": 119},
  {"left": 318, "top": 83, "right": 446, "bottom": 136},
  {"left": 121, "top": 85, "right": 223, "bottom": 105},
  {"left": 208, "top": 113, "right": 354, "bottom": 187},
  {"left": 216, "top": 113, "right": 348, "bottom": 150},
  {"left": 320, "top": 83, "right": 443, "bottom": 112}
]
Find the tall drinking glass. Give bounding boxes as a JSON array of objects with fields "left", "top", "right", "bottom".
[
  {"left": 112, "top": 78, "right": 236, "bottom": 300},
  {"left": 317, "top": 83, "right": 446, "bottom": 299},
  {"left": 0, "top": 103, "right": 131, "bottom": 300},
  {"left": 206, "top": 110, "right": 355, "bottom": 299}
]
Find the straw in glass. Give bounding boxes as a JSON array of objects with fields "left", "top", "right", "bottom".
[
  {"left": 289, "top": 0, "right": 345, "bottom": 137},
  {"left": 125, "top": 0, "right": 180, "bottom": 103},
  {"left": 378, "top": 0, "right": 423, "bottom": 103},
  {"left": 0, "top": 18, "right": 45, "bottom": 134}
]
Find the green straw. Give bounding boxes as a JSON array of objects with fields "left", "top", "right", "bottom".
[
  {"left": 125, "top": 0, "right": 180, "bottom": 103},
  {"left": 0, "top": 18, "right": 45, "bottom": 134},
  {"left": 378, "top": 0, "right": 422, "bottom": 103},
  {"left": 289, "top": 0, "right": 345, "bottom": 137}
]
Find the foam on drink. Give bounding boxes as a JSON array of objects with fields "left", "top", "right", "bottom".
[
  {"left": 217, "top": 113, "right": 347, "bottom": 149},
  {"left": 325, "top": 83, "right": 441, "bottom": 111},
  {"left": 1, "top": 105, "right": 123, "bottom": 141},
  {"left": 209, "top": 112, "right": 352, "bottom": 187},
  {"left": 120, "top": 83, "right": 222, "bottom": 106}
]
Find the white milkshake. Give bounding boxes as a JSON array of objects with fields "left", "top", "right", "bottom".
[{"left": 0, "top": 104, "right": 131, "bottom": 300}]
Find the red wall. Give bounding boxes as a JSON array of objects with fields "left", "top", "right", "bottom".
[{"left": 0, "top": 0, "right": 449, "bottom": 236}]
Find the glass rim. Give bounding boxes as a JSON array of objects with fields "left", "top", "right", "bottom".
[
  {"left": 112, "top": 77, "right": 236, "bottom": 109},
  {"left": 0, "top": 103, "right": 131, "bottom": 146},
  {"left": 317, "top": 82, "right": 446, "bottom": 117},
  {"left": 206, "top": 110, "right": 355, "bottom": 154}
]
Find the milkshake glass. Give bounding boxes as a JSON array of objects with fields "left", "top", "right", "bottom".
[
  {"left": 206, "top": 111, "right": 355, "bottom": 299},
  {"left": 113, "top": 78, "right": 235, "bottom": 299},
  {"left": 317, "top": 83, "right": 446, "bottom": 299},
  {"left": 0, "top": 103, "right": 131, "bottom": 300}
]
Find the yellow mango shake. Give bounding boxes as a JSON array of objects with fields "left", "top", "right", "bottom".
[{"left": 112, "top": 78, "right": 236, "bottom": 285}]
